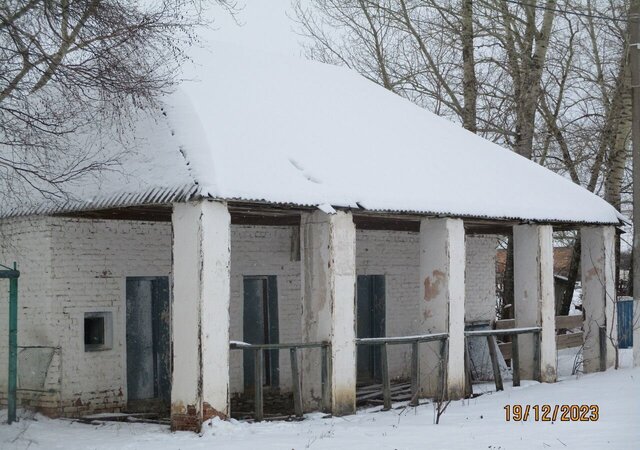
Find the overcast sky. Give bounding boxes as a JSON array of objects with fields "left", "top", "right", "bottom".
[{"left": 209, "top": 0, "right": 306, "bottom": 57}]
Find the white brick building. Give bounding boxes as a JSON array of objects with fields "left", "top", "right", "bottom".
[
  {"left": 0, "top": 43, "right": 621, "bottom": 431},
  {"left": 0, "top": 218, "right": 498, "bottom": 415}
]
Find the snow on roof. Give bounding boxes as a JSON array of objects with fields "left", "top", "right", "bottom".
[{"left": 1, "top": 42, "right": 621, "bottom": 225}]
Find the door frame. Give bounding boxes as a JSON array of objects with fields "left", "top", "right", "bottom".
[
  {"left": 242, "top": 275, "right": 279, "bottom": 391},
  {"left": 122, "top": 275, "right": 171, "bottom": 410},
  {"left": 356, "top": 274, "right": 386, "bottom": 384}
]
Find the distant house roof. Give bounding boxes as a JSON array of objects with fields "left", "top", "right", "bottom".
[{"left": 0, "top": 42, "right": 622, "bottom": 225}]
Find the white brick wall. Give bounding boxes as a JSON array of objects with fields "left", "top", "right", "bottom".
[
  {"left": 465, "top": 236, "right": 498, "bottom": 324},
  {"left": 355, "top": 231, "right": 498, "bottom": 380},
  {"left": 0, "top": 217, "right": 172, "bottom": 415},
  {"left": 356, "top": 229, "right": 420, "bottom": 380},
  {"left": 50, "top": 218, "right": 172, "bottom": 415},
  {"left": 0, "top": 217, "right": 59, "bottom": 413},
  {"left": 229, "top": 225, "right": 301, "bottom": 393},
  {"left": 1, "top": 217, "right": 497, "bottom": 414}
]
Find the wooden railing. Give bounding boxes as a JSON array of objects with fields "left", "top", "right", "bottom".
[
  {"left": 229, "top": 341, "right": 330, "bottom": 421},
  {"left": 465, "top": 327, "right": 542, "bottom": 391},
  {"left": 355, "top": 332, "right": 449, "bottom": 410},
  {"left": 495, "top": 315, "right": 583, "bottom": 359}
]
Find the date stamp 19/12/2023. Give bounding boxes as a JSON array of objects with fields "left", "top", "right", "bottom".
[{"left": 504, "top": 404, "right": 599, "bottom": 422}]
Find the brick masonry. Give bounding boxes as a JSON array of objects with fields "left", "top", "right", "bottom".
[{"left": 0, "top": 217, "right": 497, "bottom": 416}]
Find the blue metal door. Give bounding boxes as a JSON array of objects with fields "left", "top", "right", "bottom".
[
  {"left": 356, "top": 275, "right": 385, "bottom": 384},
  {"left": 617, "top": 298, "right": 634, "bottom": 349},
  {"left": 243, "top": 276, "right": 279, "bottom": 391},
  {"left": 126, "top": 277, "right": 171, "bottom": 406}
]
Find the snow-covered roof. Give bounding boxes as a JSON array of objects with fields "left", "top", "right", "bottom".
[{"left": 1, "top": 43, "right": 621, "bottom": 225}]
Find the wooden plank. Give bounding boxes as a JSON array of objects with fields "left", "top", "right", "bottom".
[
  {"left": 381, "top": 343, "right": 391, "bottom": 411},
  {"left": 352, "top": 215, "right": 420, "bottom": 232},
  {"left": 230, "top": 341, "right": 328, "bottom": 350},
  {"left": 357, "top": 384, "right": 383, "bottom": 393},
  {"left": 501, "top": 333, "right": 584, "bottom": 359},
  {"left": 438, "top": 340, "right": 447, "bottom": 400},
  {"left": 356, "top": 383, "right": 411, "bottom": 403},
  {"left": 556, "top": 332, "right": 583, "bottom": 349},
  {"left": 495, "top": 319, "right": 515, "bottom": 330},
  {"left": 498, "top": 342, "right": 512, "bottom": 360},
  {"left": 230, "top": 213, "right": 300, "bottom": 226},
  {"left": 511, "top": 334, "right": 520, "bottom": 387},
  {"left": 466, "top": 327, "right": 541, "bottom": 337},
  {"left": 599, "top": 326, "right": 607, "bottom": 372},
  {"left": 487, "top": 335, "right": 503, "bottom": 391},
  {"left": 289, "top": 348, "right": 303, "bottom": 418},
  {"left": 555, "top": 315, "right": 583, "bottom": 330},
  {"left": 410, "top": 341, "right": 419, "bottom": 407},
  {"left": 356, "top": 333, "right": 448, "bottom": 345},
  {"left": 321, "top": 345, "right": 331, "bottom": 412},
  {"left": 533, "top": 332, "right": 541, "bottom": 381},
  {"left": 464, "top": 340, "right": 473, "bottom": 398}
]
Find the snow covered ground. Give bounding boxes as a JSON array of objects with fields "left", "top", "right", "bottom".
[{"left": 1, "top": 349, "right": 637, "bottom": 450}]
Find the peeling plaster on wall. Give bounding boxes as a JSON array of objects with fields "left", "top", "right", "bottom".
[
  {"left": 418, "top": 218, "right": 466, "bottom": 400},
  {"left": 300, "top": 211, "right": 356, "bottom": 415},
  {"left": 514, "top": 225, "right": 557, "bottom": 382}
]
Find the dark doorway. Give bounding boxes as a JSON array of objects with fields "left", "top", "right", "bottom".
[
  {"left": 357, "top": 275, "right": 386, "bottom": 384},
  {"left": 126, "top": 276, "right": 171, "bottom": 412},
  {"left": 243, "top": 276, "right": 279, "bottom": 391}
]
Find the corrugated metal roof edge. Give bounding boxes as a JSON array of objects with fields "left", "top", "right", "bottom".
[
  {"left": 216, "top": 195, "right": 624, "bottom": 227},
  {"left": 0, "top": 184, "right": 199, "bottom": 219},
  {"left": 0, "top": 190, "right": 623, "bottom": 227}
]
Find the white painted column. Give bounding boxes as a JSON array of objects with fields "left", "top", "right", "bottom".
[
  {"left": 581, "top": 226, "right": 616, "bottom": 373},
  {"left": 417, "top": 218, "right": 466, "bottom": 400},
  {"left": 513, "top": 225, "right": 557, "bottom": 382},
  {"left": 171, "top": 201, "right": 231, "bottom": 431},
  {"left": 300, "top": 210, "right": 356, "bottom": 416}
]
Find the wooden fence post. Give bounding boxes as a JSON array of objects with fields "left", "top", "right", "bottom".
[
  {"left": 254, "top": 348, "right": 264, "bottom": 421},
  {"left": 487, "top": 335, "right": 504, "bottom": 391},
  {"left": 511, "top": 334, "right": 520, "bottom": 387},
  {"left": 410, "top": 341, "right": 420, "bottom": 406},
  {"left": 599, "top": 326, "right": 607, "bottom": 372},
  {"left": 438, "top": 339, "right": 448, "bottom": 401},
  {"left": 533, "top": 331, "right": 541, "bottom": 381},
  {"left": 321, "top": 343, "right": 332, "bottom": 412},
  {"left": 381, "top": 343, "right": 391, "bottom": 410}
]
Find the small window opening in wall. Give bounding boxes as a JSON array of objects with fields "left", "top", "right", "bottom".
[{"left": 84, "top": 312, "right": 113, "bottom": 351}]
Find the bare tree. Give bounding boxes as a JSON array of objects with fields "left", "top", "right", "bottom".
[
  {"left": 296, "top": 0, "right": 632, "bottom": 317},
  {"left": 539, "top": 0, "right": 631, "bottom": 313},
  {"left": 293, "top": 0, "right": 479, "bottom": 127},
  {"left": 0, "top": 0, "right": 234, "bottom": 207}
]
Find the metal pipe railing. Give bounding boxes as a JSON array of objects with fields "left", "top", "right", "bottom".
[{"left": 464, "top": 326, "right": 542, "bottom": 390}]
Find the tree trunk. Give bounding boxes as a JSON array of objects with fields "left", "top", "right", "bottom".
[
  {"left": 503, "top": 237, "right": 515, "bottom": 319},
  {"left": 559, "top": 237, "right": 581, "bottom": 316},
  {"left": 461, "top": 0, "right": 477, "bottom": 133}
]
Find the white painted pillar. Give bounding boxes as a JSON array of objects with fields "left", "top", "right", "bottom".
[
  {"left": 170, "top": 201, "right": 231, "bottom": 431},
  {"left": 581, "top": 226, "right": 616, "bottom": 373},
  {"left": 417, "top": 218, "right": 466, "bottom": 400},
  {"left": 513, "top": 225, "right": 557, "bottom": 382},
  {"left": 300, "top": 210, "right": 356, "bottom": 416}
]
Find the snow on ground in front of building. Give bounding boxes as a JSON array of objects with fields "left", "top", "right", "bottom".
[{"left": 1, "top": 349, "right": 637, "bottom": 450}]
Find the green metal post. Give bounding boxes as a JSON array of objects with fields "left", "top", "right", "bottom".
[{"left": 7, "top": 262, "right": 18, "bottom": 424}]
